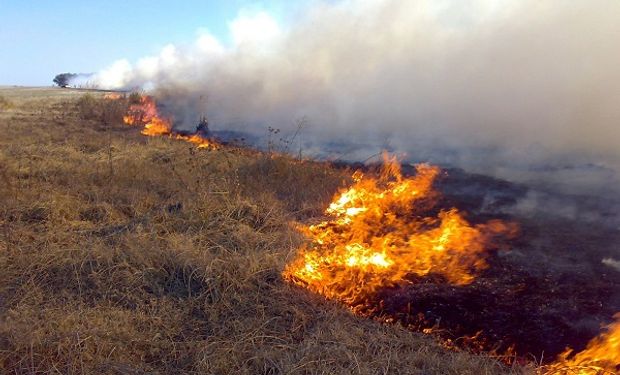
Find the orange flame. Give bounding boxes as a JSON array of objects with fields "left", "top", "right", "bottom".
[
  {"left": 123, "top": 95, "right": 217, "bottom": 149},
  {"left": 103, "top": 93, "right": 122, "bottom": 100},
  {"left": 283, "top": 155, "right": 514, "bottom": 307},
  {"left": 543, "top": 314, "right": 620, "bottom": 375}
]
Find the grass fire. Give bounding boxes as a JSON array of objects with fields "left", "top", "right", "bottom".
[
  {"left": 1, "top": 86, "right": 619, "bottom": 374},
  {"left": 282, "top": 156, "right": 515, "bottom": 304},
  {"left": 541, "top": 314, "right": 620, "bottom": 374},
  {"left": 120, "top": 95, "right": 619, "bottom": 373},
  {"left": 282, "top": 152, "right": 620, "bottom": 375},
  {"left": 2, "top": 1, "right": 620, "bottom": 374},
  {"left": 122, "top": 95, "right": 217, "bottom": 149}
]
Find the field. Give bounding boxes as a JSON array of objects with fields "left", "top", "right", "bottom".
[{"left": 0, "top": 87, "right": 527, "bottom": 374}]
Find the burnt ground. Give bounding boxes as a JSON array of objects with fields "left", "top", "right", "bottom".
[
  {"left": 210, "top": 130, "right": 620, "bottom": 363},
  {"left": 362, "top": 166, "right": 620, "bottom": 363}
]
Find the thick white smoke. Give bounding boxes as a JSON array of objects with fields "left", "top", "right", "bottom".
[{"left": 93, "top": 0, "right": 620, "bottom": 193}]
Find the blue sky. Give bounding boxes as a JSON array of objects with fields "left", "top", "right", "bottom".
[{"left": 0, "top": 0, "right": 304, "bottom": 85}]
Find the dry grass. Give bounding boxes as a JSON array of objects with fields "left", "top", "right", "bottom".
[
  {"left": 0, "top": 88, "right": 529, "bottom": 374},
  {"left": 0, "top": 95, "right": 12, "bottom": 111}
]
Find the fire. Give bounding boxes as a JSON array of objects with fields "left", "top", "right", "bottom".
[
  {"left": 103, "top": 93, "right": 122, "bottom": 100},
  {"left": 123, "top": 95, "right": 171, "bottom": 136},
  {"left": 283, "top": 155, "right": 513, "bottom": 307},
  {"left": 175, "top": 134, "right": 214, "bottom": 149},
  {"left": 123, "top": 95, "right": 216, "bottom": 149},
  {"left": 543, "top": 314, "right": 620, "bottom": 375}
]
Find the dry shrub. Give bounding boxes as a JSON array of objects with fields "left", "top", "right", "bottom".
[
  {"left": 76, "top": 93, "right": 127, "bottom": 125},
  {"left": 76, "top": 93, "right": 99, "bottom": 119}
]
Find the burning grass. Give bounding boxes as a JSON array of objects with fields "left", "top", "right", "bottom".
[
  {"left": 281, "top": 153, "right": 619, "bottom": 373},
  {"left": 283, "top": 157, "right": 516, "bottom": 305},
  {"left": 540, "top": 314, "right": 620, "bottom": 374},
  {"left": 0, "top": 88, "right": 522, "bottom": 374},
  {"left": 1, "top": 88, "right": 617, "bottom": 374},
  {"left": 283, "top": 156, "right": 620, "bottom": 375},
  {"left": 123, "top": 94, "right": 217, "bottom": 149}
]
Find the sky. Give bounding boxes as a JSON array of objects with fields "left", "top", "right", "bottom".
[
  {"left": 2, "top": 0, "right": 619, "bottom": 193},
  {"left": 0, "top": 0, "right": 305, "bottom": 85}
]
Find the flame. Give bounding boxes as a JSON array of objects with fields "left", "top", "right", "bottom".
[
  {"left": 174, "top": 134, "right": 214, "bottom": 149},
  {"left": 543, "top": 314, "right": 620, "bottom": 375},
  {"left": 103, "top": 93, "right": 122, "bottom": 100},
  {"left": 123, "top": 95, "right": 217, "bottom": 149},
  {"left": 283, "top": 155, "right": 513, "bottom": 307}
]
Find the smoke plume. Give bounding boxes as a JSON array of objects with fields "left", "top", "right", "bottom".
[{"left": 92, "top": 0, "right": 620, "bottom": 193}]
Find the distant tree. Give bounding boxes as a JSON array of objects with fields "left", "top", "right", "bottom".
[{"left": 53, "top": 73, "right": 77, "bottom": 88}]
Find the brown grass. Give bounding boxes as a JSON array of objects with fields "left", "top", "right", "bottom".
[
  {"left": 0, "top": 88, "right": 530, "bottom": 374},
  {"left": 0, "top": 95, "right": 12, "bottom": 111}
]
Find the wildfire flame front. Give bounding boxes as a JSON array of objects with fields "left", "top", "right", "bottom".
[{"left": 283, "top": 155, "right": 514, "bottom": 306}]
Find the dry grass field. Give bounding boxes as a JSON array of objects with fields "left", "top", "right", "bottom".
[{"left": 0, "top": 87, "right": 526, "bottom": 374}]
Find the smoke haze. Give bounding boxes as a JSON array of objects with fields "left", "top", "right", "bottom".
[{"left": 92, "top": 0, "right": 620, "bottom": 193}]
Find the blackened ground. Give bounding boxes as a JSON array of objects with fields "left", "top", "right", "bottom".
[{"left": 362, "top": 166, "right": 620, "bottom": 363}]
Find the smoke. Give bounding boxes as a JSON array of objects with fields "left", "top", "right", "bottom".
[
  {"left": 603, "top": 258, "right": 620, "bottom": 273},
  {"left": 92, "top": 0, "right": 620, "bottom": 193}
]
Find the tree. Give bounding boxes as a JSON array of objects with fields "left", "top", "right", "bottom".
[{"left": 53, "top": 73, "right": 77, "bottom": 88}]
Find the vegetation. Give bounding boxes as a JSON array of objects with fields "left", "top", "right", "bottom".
[
  {"left": 0, "top": 89, "right": 527, "bottom": 374},
  {"left": 53, "top": 72, "right": 78, "bottom": 87},
  {"left": 0, "top": 95, "right": 11, "bottom": 111}
]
